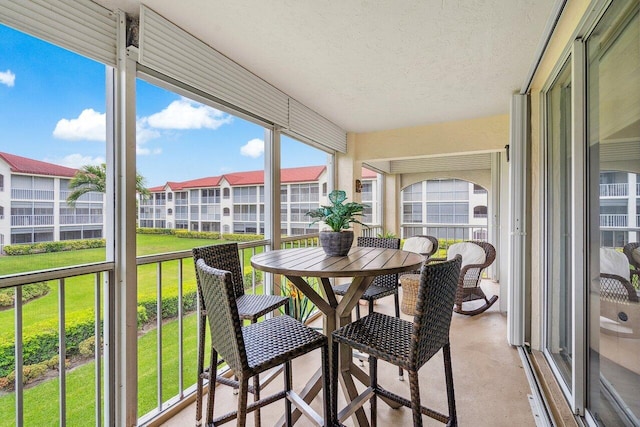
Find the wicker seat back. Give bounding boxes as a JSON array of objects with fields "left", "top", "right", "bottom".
[
  {"left": 195, "top": 258, "right": 248, "bottom": 374},
  {"left": 413, "top": 255, "right": 462, "bottom": 367},
  {"left": 357, "top": 236, "right": 401, "bottom": 289},
  {"left": 193, "top": 243, "right": 245, "bottom": 299}
]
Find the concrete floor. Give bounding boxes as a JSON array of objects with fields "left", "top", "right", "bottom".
[{"left": 158, "top": 281, "right": 534, "bottom": 426}]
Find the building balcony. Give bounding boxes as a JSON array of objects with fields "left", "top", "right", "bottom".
[
  {"left": 600, "top": 183, "right": 628, "bottom": 197},
  {"left": 2, "top": 240, "right": 535, "bottom": 427},
  {"left": 600, "top": 214, "right": 628, "bottom": 228},
  {"left": 10, "top": 214, "right": 54, "bottom": 226}
]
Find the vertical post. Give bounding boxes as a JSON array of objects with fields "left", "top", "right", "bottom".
[
  {"left": 508, "top": 93, "right": 530, "bottom": 346},
  {"left": 110, "top": 11, "right": 139, "bottom": 425},
  {"left": 490, "top": 152, "right": 501, "bottom": 282},
  {"left": 264, "top": 127, "right": 281, "bottom": 296}
]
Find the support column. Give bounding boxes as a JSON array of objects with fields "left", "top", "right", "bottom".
[
  {"left": 336, "top": 133, "right": 363, "bottom": 236},
  {"left": 110, "top": 13, "right": 138, "bottom": 425}
]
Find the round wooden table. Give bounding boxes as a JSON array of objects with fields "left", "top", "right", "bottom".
[{"left": 251, "top": 246, "right": 423, "bottom": 426}]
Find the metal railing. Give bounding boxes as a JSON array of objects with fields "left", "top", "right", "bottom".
[
  {"left": 401, "top": 223, "right": 489, "bottom": 241},
  {"left": 600, "top": 214, "right": 628, "bottom": 228},
  {"left": 59, "top": 214, "right": 103, "bottom": 224},
  {"left": 0, "top": 262, "right": 116, "bottom": 427},
  {"left": 0, "top": 234, "right": 319, "bottom": 426},
  {"left": 11, "top": 189, "right": 55, "bottom": 200},
  {"left": 599, "top": 183, "right": 628, "bottom": 197},
  {"left": 11, "top": 214, "right": 54, "bottom": 226},
  {"left": 361, "top": 225, "right": 383, "bottom": 238}
]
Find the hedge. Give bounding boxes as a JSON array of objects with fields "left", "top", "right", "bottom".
[
  {"left": 136, "top": 227, "right": 174, "bottom": 235},
  {"left": 0, "top": 282, "right": 50, "bottom": 308},
  {"left": 3, "top": 239, "right": 105, "bottom": 255},
  {"left": 0, "top": 285, "right": 199, "bottom": 378},
  {"left": 0, "top": 309, "right": 95, "bottom": 377}
]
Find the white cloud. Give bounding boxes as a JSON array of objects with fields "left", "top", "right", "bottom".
[
  {"left": 0, "top": 70, "right": 15, "bottom": 87},
  {"left": 240, "top": 138, "right": 264, "bottom": 158},
  {"left": 147, "top": 98, "right": 233, "bottom": 130},
  {"left": 53, "top": 109, "right": 105, "bottom": 141},
  {"left": 47, "top": 154, "right": 105, "bottom": 168}
]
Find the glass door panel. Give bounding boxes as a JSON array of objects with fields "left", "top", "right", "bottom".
[
  {"left": 546, "top": 58, "right": 573, "bottom": 389},
  {"left": 587, "top": 1, "right": 640, "bottom": 425}
]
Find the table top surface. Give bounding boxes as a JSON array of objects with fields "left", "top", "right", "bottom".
[{"left": 251, "top": 246, "right": 424, "bottom": 278}]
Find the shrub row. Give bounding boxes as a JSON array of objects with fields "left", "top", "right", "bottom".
[
  {"left": 136, "top": 227, "right": 264, "bottom": 243},
  {"left": 0, "top": 283, "right": 199, "bottom": 378},
  {"left": 0, "top": 282, "right": 50, "bottom": 308},
  {"left": 3, "top": 239, "right": 105, "bottom": 255}
]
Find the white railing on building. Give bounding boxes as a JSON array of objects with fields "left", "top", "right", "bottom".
[
  {"left": 10, "top": 189, "right": 55, "bottom": 200},
  {"left": 599, "top": 183, "right": 628, "bottom": 197},
  {"left": 59, "top": 215, "right": 104, "bottom": 224},
  {"left": 11, "top": 215, "right": 54, "bottom": 226},
  {"left": 360, "top": 225, "right": 383, "bottom": 238},
  {"left": 401, "top": 223, "right": 489, "bottom": 242},
  {"left": 599, "top": 214, "right": 628, "bottom": 227}
]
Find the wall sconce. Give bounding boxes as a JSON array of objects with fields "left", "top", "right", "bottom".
[{"left": 355, "top": 179, "right": 362, "bottom": 193}]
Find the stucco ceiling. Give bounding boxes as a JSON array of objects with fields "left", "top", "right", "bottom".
[{"left": 94, "top": 0, "right": 557, "bottom": 134}]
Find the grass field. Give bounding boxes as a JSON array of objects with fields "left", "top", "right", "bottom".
[{"left": 0, "top": 233, "right": 264, "bottom": 424}]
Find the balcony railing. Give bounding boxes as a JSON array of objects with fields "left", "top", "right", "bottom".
[
  {"left": 0, "top": 234, "right": 319, "bottom": 427},
  {"left": 11, "top": 215, "right": 54, "bottom": 226},
  {"left": 59, "top": 215, "right": 103, "bottom": 224},
  {"left": 600, "top": 214, "right": 628, "bottom": 228},
  {"left": 599, "top": 183, "right": 628, "bottom": 197},
  {"left": 11, "top": 189, "right": 55, "bottom": 200},
  {"left": 401, "top": 223, "right": 489, "bottom": 242}
]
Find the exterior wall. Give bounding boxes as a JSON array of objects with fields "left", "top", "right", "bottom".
[{"left": 528, "top": 0, "right": 591, "bottom": 350}]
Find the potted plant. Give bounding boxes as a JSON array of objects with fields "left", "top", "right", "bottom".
[{"left": 306, "top": 189, "right": 368, "bottom": 256}]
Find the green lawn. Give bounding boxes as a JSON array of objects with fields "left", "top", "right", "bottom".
[{"left": 0, "top": 234, "right": 267, "bottom": 424}]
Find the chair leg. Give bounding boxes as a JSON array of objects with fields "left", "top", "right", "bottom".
[
  {"left": 369, "top": 300, "right": 374, "bottom": 315},
  {"left": 253, "top": 373, "right": 261, "bottom": 427},
  {"left": 356, "top": 303, "right": 361, "bottom": 320},
  {"left": 409, "top": 371, "right": 423, "bottom": 427},
  {"left": 443, "top": 344, "right": 457, "bottom": 427},
  {"left": 331, "top": 341, "right": 339, "bottom": 425},
  {"left": 369, "top": 355, "right": 378, "bottom": 427},
  {"left": 321, "top": 345, "right": 331, "bottom": 427},
  {"left": 237, "top": 377, "right": 249, "bottom": 427},
  {"left": 196, "top": 314, "right": 206, "bottom": 426},
  {"left": 394, "top": 293, "right": 404, "bottom": 381},
  {"left": 284, "top": 359, "right": 292, "bottom": 427},
  {"left": 206, "top": 350, "right": 217, "bottom": 425}
]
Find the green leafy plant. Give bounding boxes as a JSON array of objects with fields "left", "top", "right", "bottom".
[
  {"left": 281, "top": 278, "right": 317, "bottom": 324},
  {"left": 306, "top": 190, "right": 368, "bottom": 232},
  {"left": 377, "top": 230, "right": 397, "bottom": 238}
]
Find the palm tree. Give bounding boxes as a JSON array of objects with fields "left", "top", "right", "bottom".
[{"left": 66, "top": 163, "right": 150, "bottom": 206}]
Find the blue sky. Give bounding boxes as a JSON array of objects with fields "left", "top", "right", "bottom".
[{"left": 0, "top": 24, "right": 326, "bottom": 187}]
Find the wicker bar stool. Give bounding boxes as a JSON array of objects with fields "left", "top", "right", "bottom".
[
  {"left": 195, "top": 259, "right": 330, "bottom": 427},
  {"left": 331, "top": 256, "right": 462, "bottom": 427},
  {"left": 192, "top": 244, "right": 289, "bottom": 427},
  {"left": 333, "top": 237, "right": 404, "bottom": 380}
]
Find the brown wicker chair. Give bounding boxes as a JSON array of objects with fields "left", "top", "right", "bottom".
[
  {"left": 600, "top": 273, "right": 640, "bottom": 339},
  {"left": 401, "top": 235, "right": 439, "bottom": 274},
  {"left": 332, "top": 237, "right": 404, "bottom": 380},
  {"left": 332, "top": 237, "right": 402, "bottom": 320},
  {"left": 444, "top": 241, "right": 497, "bottom": 316},
  {"left": 623, "top": 242, "right": 640, "bottom": 287},
  {"left": 192, "top": 243, "right": 289, "bottom": 427},
  {"left": 194, "top": 259, "right": 330, "bottom": 427},
  {"left": 331, "top": 256, "right": 462, "bottom": 427}
]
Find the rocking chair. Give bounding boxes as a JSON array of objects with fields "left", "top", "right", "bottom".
[
  {"left": 623, "top": 242, "right": 640, "bottom": 287},
  {"left": 444, "top": 241, "right": 498, "bottom": 316}
]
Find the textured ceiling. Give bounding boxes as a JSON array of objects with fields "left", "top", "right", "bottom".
[{"left": 95, "top": 0, "right": 556, "bottom": 133}]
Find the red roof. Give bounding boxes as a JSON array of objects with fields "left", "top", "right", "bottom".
[
  {"left": 0, "top": 152, "right": 77, "bottom": 177},
  {"left": 149, "top": 165, "right": 328, "bottom": 192}
]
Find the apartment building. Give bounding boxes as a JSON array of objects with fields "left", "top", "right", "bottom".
[
  {"left": 400, "top": 178, "right": 489, "bottom": 240},
  {"left": 139, "top": 166, "right": 380, "bottom": 236},
  {"left": 600, "top": 171, "right": 640, "bottom": 247},
  {"left": 0, "top": 152, "right": 104, "bottom": 253}
]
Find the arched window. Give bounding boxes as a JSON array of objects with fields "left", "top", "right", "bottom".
[
  {"left": 473, "top": 205, "right": 487, "bottom": 218},
  {"left": 223, "top": 207, "right": 230, "bottom": 216},
  {"left": 223, "top": 188, "right": 230, "bottom": 199}
]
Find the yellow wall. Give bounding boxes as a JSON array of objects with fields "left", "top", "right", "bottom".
[{"left": 353, "top": 114, "right": 509, "bottom": 161}]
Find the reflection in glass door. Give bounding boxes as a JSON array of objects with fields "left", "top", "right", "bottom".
[
  {"left": 546, "top": 58, "right": 573, "bottom": 389},
  {"left": 586, "top": 1, "right": 640, "bottom": 425}
]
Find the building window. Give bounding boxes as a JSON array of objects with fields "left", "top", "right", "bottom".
[
  {"left": 223, "top": 207, "right": 230, "bottom": 216},
  {"left": 167, "top": 192, "right": 172, "bottom": 201},
  {"left": 473, "top": 205, "right": 488, "bottom": 218},
  {"left": 0, "top": 174, "right": 3, "bottom": 191},
  {"left": 473, "top": 184, "right": 487, "bottom": 194},
  {"left": 167, "top": 208, "right": 173, "bottom": 215},
  {"left": 223, "top": 187, "right": 230, "bottom": 199}
]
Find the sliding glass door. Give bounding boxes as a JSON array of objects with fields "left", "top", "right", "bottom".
[{"left": 586, "top": 1, "right": 640, "bottom": 425}]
